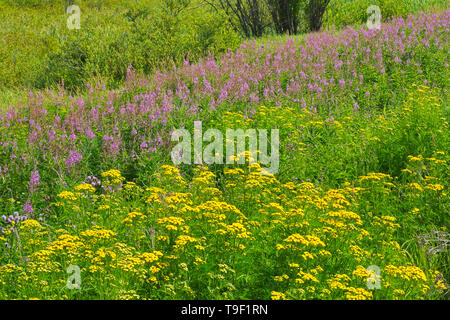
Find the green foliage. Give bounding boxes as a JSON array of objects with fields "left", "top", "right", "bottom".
[
  {"left": 0, "top": 0, "right": 241, "bottom": 91},
  {"left": 323, "top": 0, "right": 448, "bottom": 29},
  {"left": 34, "top": 23, "right": 138, "bottom": 90},
  {"left": 1, "top": 0, "right": 61, "bottom": 7}
]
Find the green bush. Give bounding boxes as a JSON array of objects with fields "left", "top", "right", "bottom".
[
  {"left": 34, "top": 25, "right": 138, "bottom": 90},
  {"left": 0, "top": 0, "right": 241, "bottom": 91}
]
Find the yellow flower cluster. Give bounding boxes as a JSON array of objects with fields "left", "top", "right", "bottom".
[
  {"left": 101, "top": 169, "right": 125, "bottom": 185},
  {"left": 282, "top": 234, "right": 325, "bottom": 247},
  {"left": 271, "top": 291, "right": 287, "bottom": 300},
  {"left": 140, "top": 251, "right": 163, "bottom": 263},
  {"left": 80, "top": 226, "right": 117, "bottom": 242},
  {"left": 57, "top": 191, "right": 78, "bottom": 201},
  {"left": 385, "top": 265, "right": 427, "bottom": 282},
  {"left": 74, "top": 183, "right": 96, "bottom": 193},
  {"left": 157, "top": 217, "right": 185, "bottom": 231},
  {"left": 122, "top": 211, "right": 146, "bottom": 225}
]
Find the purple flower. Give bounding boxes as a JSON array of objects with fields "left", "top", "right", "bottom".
[
  {"left": 140, "top": 140, "right": 148, "bottom": 149},
  {"left": 85, "top": 175, "right": 101, "bottom": 187},
  {"left": 1, "top": 211, "right": 28, "bottom": 229},
  {"left": 29, "top": 170, "right": 40, "bottom": 193},
  {"left": 65, "top": 150, "right": 83, "bottom": 168},
  {"left": 23, "top": 201, "right": 33, "bottom": 216}
]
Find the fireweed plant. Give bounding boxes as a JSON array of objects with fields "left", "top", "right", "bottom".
[{"left": 0, "top": 10, "right": 449, "bottom": 299}]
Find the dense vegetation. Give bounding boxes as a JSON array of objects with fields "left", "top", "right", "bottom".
[
  {"left": 0, "top": 0, "right": 241, "bottom": 90},
  {"left": 0, "top": 0, "right": 447, "bottom": 91},
  {"left": 0, "top": 1, "right": 448, "bottom": 300}
]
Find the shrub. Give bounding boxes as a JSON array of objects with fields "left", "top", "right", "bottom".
[{"left": 1, "top": 0, "right": 241, "bottom": 90}]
